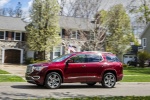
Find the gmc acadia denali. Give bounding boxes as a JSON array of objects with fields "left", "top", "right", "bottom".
[{"left": 25, "top": 51, "right": 123, "bottom": 89}]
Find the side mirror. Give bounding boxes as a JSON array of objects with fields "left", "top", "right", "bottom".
[
  {"left": 66, "top": 59, "right": 73, "bottom": 66},
  {"left": 67, "top": 59, "right": 74, "bottom": 63}
]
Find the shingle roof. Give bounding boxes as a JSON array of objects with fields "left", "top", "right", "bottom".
[
  {"left": 0, "top": 16, "right": 27, "bottom": 31},
  {"left": 0, "top": 16, "right": 94, "bottom": 31},
  {"left": 59, "top": 16, "right": 94, "bottom": 30},
  {"left": 140, "top": 23, "right": 150, "bottom": 38}
]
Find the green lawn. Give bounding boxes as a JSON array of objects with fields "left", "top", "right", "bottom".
[
  {"left": 0, "top": 69, "right": 10, "bottom": 74},
  {"left": 0, "top": 75, "right": 25, "bottom": 82},
  {"left": 122, "top": 67, "right": 150, "bottom": 82},
  {"left": 0, "top": 69, "right": 25, "bottom": 82},
  {"left": 31, "top": 96, "right": 150, "bottom": 100}
]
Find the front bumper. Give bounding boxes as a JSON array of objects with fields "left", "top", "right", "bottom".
[
  {"left": 117, "top": 74, "right": 123, "bottom": 81},
  {"left": 25, "top": 72, "right": 45, "bottom": 85}
]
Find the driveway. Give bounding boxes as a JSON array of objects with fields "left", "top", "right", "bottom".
[{"left": 0, "top": 64, "right": 26, "bottom": 79}]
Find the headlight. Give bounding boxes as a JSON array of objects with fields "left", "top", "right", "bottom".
[{"left": 33, "top": 66, "right": 48, "bottom": 71}]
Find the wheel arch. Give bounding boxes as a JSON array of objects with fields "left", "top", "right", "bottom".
[
  {"left": 44, "top": 69, "right": 64, "bottom": 84},
  {"left": 102, "top": 70, "right": 117, "bottom": 81}
]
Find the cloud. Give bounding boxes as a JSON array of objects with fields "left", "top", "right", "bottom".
[{"left": 0, "top": 0, "right": 10, "bottom": 8}]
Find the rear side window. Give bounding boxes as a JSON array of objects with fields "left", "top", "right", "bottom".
[
  {"left": 86, "top": 54, "right": 103, "bottom": 62},
  {"left": 106, "top": 55, "right": 120, "bottom": 62}
]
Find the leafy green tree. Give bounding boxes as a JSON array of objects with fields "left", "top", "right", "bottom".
[
  {"left": 100, "top": 4, "right": 132, "bottom": 56},
  {"left": 128, "top": 0, "right": 150, "bottom": 24},
  {"left": 26, "top": 0, "right": 61, "bottom": 60}
]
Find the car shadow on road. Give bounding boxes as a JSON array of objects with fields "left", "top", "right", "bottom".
[{"left": 11, "top": 84, "right": 112, "bottom": 89}]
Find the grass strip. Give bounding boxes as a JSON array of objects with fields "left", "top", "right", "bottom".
[
  {"left": 0, "top": 69, "right": 10, "bottom": 74},
  {"left": 23, "top": 96, "right": 150, "bottom": 100},
  {"left": 0, "top": 75, "right": 25, "bottom": 82}
]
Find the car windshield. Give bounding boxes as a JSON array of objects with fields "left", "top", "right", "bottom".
[{"left": 52, "top": 54, "right": 72, "bottom": 62}]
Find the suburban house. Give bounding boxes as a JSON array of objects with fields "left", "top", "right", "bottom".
[
  {"left": 0, "top": 16, "right": 105, "bottom": 64},
  {"left": 0, "top": 16, "right": 27, "bottom": 64},
  {"left": 140, "top": 23, "right": 150, "bottom": 53},
  {"left": 30, "top": 16, "right": 105, "bottom": 60}
]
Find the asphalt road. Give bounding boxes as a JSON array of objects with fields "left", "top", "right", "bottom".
[{"left": 0, "top": 82, "right": 150, "bottom": 100}]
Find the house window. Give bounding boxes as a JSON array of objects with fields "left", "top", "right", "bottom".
[
  {"left": 71, "top": 31, "right": 79, "bottom": 39},
  {"left": 14, "top": 32, "right": 22, "bottom": 41},
  {"left": 0, "top": 31, "right": 5, "bottom": 40},
  {"left": 71, "top": 31, "right": 77, "bottom": 39},
  {"left": 142, "top": 38, "right": 147, "bottom": 47},
  {"left": 53, "top": 46, "right": 62, "bottom": 59}
]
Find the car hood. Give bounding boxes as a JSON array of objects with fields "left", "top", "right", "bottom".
[{"left": 29, "top": 62, "right": 60, "bottom": 67}]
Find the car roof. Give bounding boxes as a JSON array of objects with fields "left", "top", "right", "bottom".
[{"left": 70, "top": 51, "right": 113, "bottom": 55}]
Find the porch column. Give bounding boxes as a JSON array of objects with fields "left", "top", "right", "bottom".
[{"left": 2, "top": 48, "right": 4, "bottom": 63}]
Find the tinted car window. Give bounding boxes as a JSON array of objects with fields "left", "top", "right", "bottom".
[
  {"left": 70, "top": 54, "right": 85, "bottom": 63},
  {"left": 52, "top": 54, "right": 72, "bottom": 62},
  {"left": 106, "top": 55, "right": 119, "bottom": 62},
  {"left": 86, "top": 54, "right": 102, "bottom": 62}
]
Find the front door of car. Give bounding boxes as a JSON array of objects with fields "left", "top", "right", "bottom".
[
  {"left": 64, "top": 54, "right": 87, "bottom": 82},
  {"left": 85, "top": 54, "right": 104, "bottom": 82}
]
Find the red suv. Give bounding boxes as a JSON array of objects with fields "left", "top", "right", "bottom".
[{"left": 25, "top": 51, "right": 123, "bottom": 89}]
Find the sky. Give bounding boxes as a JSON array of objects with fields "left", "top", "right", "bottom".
[{"left": 0, "top": 0, "right": 32, "bottom": 16}]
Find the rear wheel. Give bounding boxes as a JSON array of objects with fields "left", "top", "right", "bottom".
[
  {"left": 45, "top": 72, "right": 62, "bottom": 89},
  {"left": 101, "top": 72, "right": 116, "bottom": 88},
  {"left": 86, "top": 82, "right": 96, "bottom": 86}
]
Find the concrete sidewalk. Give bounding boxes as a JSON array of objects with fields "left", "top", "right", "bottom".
[{"left": 0, "top": 64, "right": 27, "bottom": 78}]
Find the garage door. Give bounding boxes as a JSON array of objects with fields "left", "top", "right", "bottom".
[{"left": 4, "top": 49, "right": 20, "bottom": 63}]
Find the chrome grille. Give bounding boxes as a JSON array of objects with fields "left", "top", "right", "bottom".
[{"left": 26, "top": 65, "right": 34, "bottom": 73}]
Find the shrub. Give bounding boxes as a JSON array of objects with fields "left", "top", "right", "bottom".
[
  {"left": 123, "top": 64, "right": 128, "bottom": 68},
  {"left": 24, "top": 58, "right": 47, "bottom": 64},
  {"left": 24, "top": 58, "right": 34, "bottom": 64},
  {"left": 138, "top": 51, "right": 150, "bottom": 67}
]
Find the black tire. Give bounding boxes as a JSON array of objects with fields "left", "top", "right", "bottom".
[
  {"left": 101, "top": 72, "right": 116, "bottom": 88},
  {"left": 86, "top": 82, "right": 96, "bottom": 86},
  {"left": 45, "top": 72, "right": 62, "bottom": 89}
]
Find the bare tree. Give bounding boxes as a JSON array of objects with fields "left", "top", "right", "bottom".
[
  {"left": 127, "top": 0, "right": 150, "bottom": 24},
  {"left": 58, "top": 0, "right": 106, "bottom": 51},
  {"left": 14, "top": 2, "right": 22, "bottom": 17},
  {"left": 0, "top": 8, "right": 7, "bottom": 16},
  {"left": 58, "top": 0, "right": 102, "bottom": 18},
  {"left": 7, "top": 7, "right": 14, "bottom": 17}
]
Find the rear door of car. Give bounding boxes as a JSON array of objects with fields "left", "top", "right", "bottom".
[{"left": 85, "top": 53, "right": 104, "bottom": 82}]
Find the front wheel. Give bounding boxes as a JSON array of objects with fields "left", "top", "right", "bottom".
[
  {"left": 45, "top": 72, "right": 62, "bottom": 89},
  {"left": 101, "top": 72, "right": 116, "bottom": 88}
]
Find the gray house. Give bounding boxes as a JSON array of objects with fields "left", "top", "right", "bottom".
[
  {"left": 0, "top": 16, "right": 27, "bottom": 64},
  {"left": 28, "top": 16, "right": 96, "bottom": 60},
  {"left": 140, "top": 23, "right": 150, "bottom": 53},
  {"left": 0, "top": 16, "right": 98, "bottom": 64}
]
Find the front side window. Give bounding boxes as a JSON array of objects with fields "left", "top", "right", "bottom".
[
  {"left": 86, "top": 54, "right": 102, "bottom": 62},
  {"left": 70, "top": 54, "right": 85, "bottom": 63},
  {"left": 0, "top": 31, "right": 4, "bottom": 40},
  {"left": 15, "top": 32, "right": 22, "bottom": 41}
]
